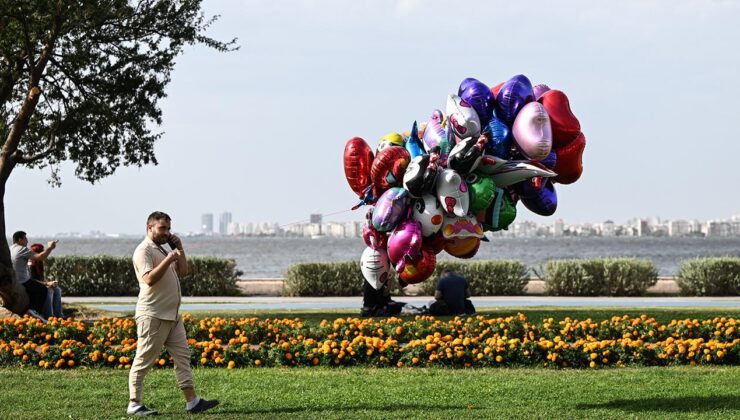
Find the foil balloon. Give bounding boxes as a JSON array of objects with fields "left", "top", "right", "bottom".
[
  {"left": 475, "top": 155, "right": 509, "bottom": 175},
  {"left": 431, "top": 109, "right": 444, "bottom": 124},
  {"left": 482, "top": 111, "right": 513, "bottom": 159},
  {"left": 458, "top": 77, "right": 494, "bottom": 126},
  {"left": 478, "top": 187, "right": 517, "bottom": 232},
  {"left": 360, "top": 246, "right": 390, "bottom": 290},
  {"left": 421, "top": 117, "right": 447, "bottom": 152},
  {"left": 377, "top": 132, "right": 405, "bottom": 152},
  {"left": 372, "top": 187, "right": 408, "bottom": 232},
  {"left": 387, "top": 217, "right": 423, "bottom": 272},
  {"left": 444, "top": 236, "right": 481, "bottom": 259},
  {"left": 403, "top": 154, "right": 438, "bottom": 198},
  {"left": 436, "top": 169, "right": 469, "bottom": 217},
  {"left": 553, "top": 132, "right": 586, "bottom": 184},
  {"left": 398, "top": 246, "right": 436, "bottom": 284},
  {"left": 539, "top": 89, "right": 581, "bottom": 148},
  {"left": 512, "top": 101, "right": 553, "bottom": 161},
  {"left": 448, "top": 136, "right": 487, "bottom": 175},
  {"left": 405, "top": 121, "right": 425, "bottom": 159},
  {"left": 370, "top": 146, "right": 410, "bottom": 194},
  {"left": 516, "top": 178, "right": 558, "bottom": 216},
  {"left": 362, "top": 208, "right": 387, "bottom": 250},
  {"left": 445, "top": 94, "right": 481, "bottom": 139},
  {"left": 424, "top": 231, "right": 448, "bottom": 255},
  {"left": 466, "top": 173, "right": 496, "bottom": 212},
  {"left": 441, "top": 213, "right": 484, "bottom": 239},
  {"left": 540, "top": 150, "right": 557, "bottom": 169},
  {"left": 495, "top": 74, "right": 535, "bottom": 125},
  {"left": 533, "top": 83, "right": 551, "bottom": 100},
  {"left": 343, "top": 137, "right": 374, "bottom": 198},
  {"left": 412, "top": 194, "right": 444, "bottom": 237},
  {"left": 488, "top": 161, "right": 556, "bottom": 187}
]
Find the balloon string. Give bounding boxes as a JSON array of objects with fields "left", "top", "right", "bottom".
[{"left": 279, "top": 207, "right": 358, "bottom": 229}]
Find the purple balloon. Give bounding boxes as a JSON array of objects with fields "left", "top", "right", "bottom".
[
  {"left": 372, "top": 187, "right": 408, "bottom": 232},
  {"left": 540, "top": 150, "right": 557, "bottom": 169},
  {"left": 458, "top": 77, "right": 494, "bottom": 127},
  {"left": 512, "top": 101, "right": 552, "bottom": 161},
  {"left": 533, "top": 83, "right": 551, "bottom": 100},
  {"left": 495, "top": 74, "right": 535, "bottom": 125},
  {"left": 422, "top": 117, "right": 446, "bottom": 152},
  {"left": 516, "top": 179, "right": 557, "bottom": 216},
  {"left": 387, "top": 218, "right": 423, "bottom": 272}
]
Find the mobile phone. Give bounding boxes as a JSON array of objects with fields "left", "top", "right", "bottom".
[{"left": 167, "top": 235, "right": 178, "bottom": 251}]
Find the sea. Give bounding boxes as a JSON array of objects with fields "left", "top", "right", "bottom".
[{"left": 29, "top": 236, "right": 740, "bottom": 278}]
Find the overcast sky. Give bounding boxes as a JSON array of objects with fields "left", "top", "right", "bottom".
[{"left": 6, "top": 0, "right": 740, "bottom": 236}]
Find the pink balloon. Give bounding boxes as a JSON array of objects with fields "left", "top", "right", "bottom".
[
  {"left": 387, "top": 218, "right": 423, "bottom": 273},
  {"left": 512, "top": 102, "right": 552, "bottom": 161},
  {"left": 533, "top": 84, "right": 551, "bottom": 100}
]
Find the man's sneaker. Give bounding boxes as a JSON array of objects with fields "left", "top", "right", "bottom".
[
  {"left": 187, "top": 398, "right": 219, "bottom": 414},
  {"left": 126, "top": 405, "right": 158, "bottom": 416},
  {"left": 27, "top": 309, "right": 47, "bottom": 323}
]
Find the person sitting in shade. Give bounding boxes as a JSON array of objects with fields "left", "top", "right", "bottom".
[
  {"left": 9, "top": 231, "right": 57, "bottom": 322},
  {"left": 428, "top": 269, "right": 476, "bottom": 316},
  {"left": 29, "top": 243, "right": 65, "bottom": 319}
]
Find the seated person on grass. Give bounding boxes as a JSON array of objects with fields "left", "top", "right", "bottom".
[{"left": 428, "top": 269, "right": 475, "bottom": 316}]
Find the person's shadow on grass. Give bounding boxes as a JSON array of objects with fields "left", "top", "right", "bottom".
[{"left": 576, "top": 395, "right": 740, "bottom": 413}]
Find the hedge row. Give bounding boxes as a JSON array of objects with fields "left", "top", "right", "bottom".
[
  {"left": 676, "top": 258, "right": 740, "bottom": 296},
  {"left": 46, "top": 256, "right": 242, "bottom": 296},
  {"left": 544, "top": 258, "right": 659, "bottom": 297}
]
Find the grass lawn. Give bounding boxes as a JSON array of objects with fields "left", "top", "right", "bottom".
[{"left": 0, "top": 366, "right": 738, "bottom": 419}]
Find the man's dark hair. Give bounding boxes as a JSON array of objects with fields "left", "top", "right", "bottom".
[
  {"left": 441, "top": 269, "right": 453, "bottom": 277},
  {"left": 12, "top": 231, "right": 27, "bottom": 243},
  {"left": 147, "top": 211, "right": 171, "bottom": 225}
]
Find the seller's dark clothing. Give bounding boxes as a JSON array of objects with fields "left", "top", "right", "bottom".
[
  {"left": 436, "top": 274, "right": 468, "bottom": 314},
  {"left": 361, "top": 281, "right": 403, "bottom": 317}
]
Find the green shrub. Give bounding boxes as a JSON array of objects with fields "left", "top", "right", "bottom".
[
  {"left": 283, "top": 262, "right": 365, "bottom": 297},
  {"left": 544, "top": 258, "right": 658, "bottom": 296},
  {"left": 676, "top": 258, "right": 740, "bottom": 296},
  {"left": 46, "top": 256, "right": 241, "bottom": 296},
  {"left": 415, "top": 260, "right": 529, "bottom": 296}
]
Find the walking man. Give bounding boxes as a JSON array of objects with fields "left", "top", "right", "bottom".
[{"left": 127, "top": 211, "right": 219, "bottom": 416}]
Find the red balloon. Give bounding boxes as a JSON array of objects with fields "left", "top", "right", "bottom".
[
  {"left": 490, "top": 82, "right": 504, "bottom": 99},
  {"left": 344, "top": 137, "right": 374, "bottom": 198},
  {"left": 370, "top": 146, "right": 410, "bottom": 196},
  {"left": 398, "top": 247, "right": 437, "bottom": 284},
  {"left": 539, "top": 90, "right": 581, "bottom": 148},
  {"left": 553, "top": 132, "right": 586, "bottom": 184},
  {"left": 424, "top": 231, "right": 448, "bottom": 255}
]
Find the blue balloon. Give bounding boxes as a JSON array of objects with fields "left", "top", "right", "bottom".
[
  {"left": 405, "top": 121, "right": 425, "bottom": 159},
  {"left": 540, "top": 150, "right": 557, "bottom": 169},
  {"left": 482, "top": 111, "right": 513, "bottom": 159},
  {"left": 458, "top": 77, "right": 494, "bottom": 127},
  {"left": 516, "top": 179, "right": 557, "bottom": 216},
  {"left": 495, "top": 74, "right": 535, "bottom": 125}
]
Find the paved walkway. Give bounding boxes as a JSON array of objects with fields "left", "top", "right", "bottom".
[{"left": 65, "top": 296, "right": 740, "bottom": 312}]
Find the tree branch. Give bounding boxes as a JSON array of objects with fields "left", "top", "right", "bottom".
[{"left": 13, "top": 130, "right": 60, "bottom": 164}]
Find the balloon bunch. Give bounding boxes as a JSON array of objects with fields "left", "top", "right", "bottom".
[{"left": 345, "top": 75, "right": 586, "bottom": 289}]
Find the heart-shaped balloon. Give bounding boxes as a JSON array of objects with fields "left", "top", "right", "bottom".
[
  {"left": 370, "top": 146, "right": 410, "bottom": 195},
  {"left": 533, "top": 83, "right": 551, "bottom": 100},
  {"left": 490, "top": 81, "right": 504, "bottom": 99},
  {"left": 458, "top": 77, "right": 494, "bottom": 127},
  {"left": 372, "top": 187, "right": 408, "bottom": 232},
  {"left": 539, "top": 89, "right": 581, "bottom": 148},
  {"left": 516, "top": 178, "right": 558, "bottom": 216},
  {"left": 398, "top": 246, "right": 437, "bottom": 284},
  {"left": 553, "top": 131, "right": 586, "bottom": 184},
  {"left": 512, "top": 101, "right": 552, "bottom": 161},
  {"left": 482, "top": 110, "right": 513, "bottom": 159},
  {"left": 343, "top": 137, "right": 374, "bottom": 198},
  {"left": 388, "top": 218, "right": 423, "bottom": 272},
  {"left": 495, "top": 74, "right": 535, "bottom": 125}
]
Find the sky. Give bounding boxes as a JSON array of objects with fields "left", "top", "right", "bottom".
[{"left": 6, "top": 0, "right": 740, "bottom": 236}]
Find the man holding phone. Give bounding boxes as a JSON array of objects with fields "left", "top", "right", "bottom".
[{"left": 127, "top": 211, "right": 219, "bottom": 416}]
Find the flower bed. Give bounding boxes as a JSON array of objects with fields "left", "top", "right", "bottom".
[{"left": 1, "top": 314, "right": 737, "bottom": 369}]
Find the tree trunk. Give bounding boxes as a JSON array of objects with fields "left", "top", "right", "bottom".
[{"left": 0, "top": 184, "right": 30, "bottom": 315}]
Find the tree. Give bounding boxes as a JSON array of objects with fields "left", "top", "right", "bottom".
[{"left": 0, "top": 0, "right": 236, "bottom": 315}]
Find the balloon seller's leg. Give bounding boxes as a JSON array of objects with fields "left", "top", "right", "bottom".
[
  {"left": 164, "top": 315, "right": 196, "bottom": 401},
  {"left": 129, "top": 316, "right": 169, "bottom": 402}
]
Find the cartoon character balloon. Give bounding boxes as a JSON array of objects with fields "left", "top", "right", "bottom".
[
  {"left": 360, "top": 246, "right": 390, "bottom": 290},
  {"left": 436, "top": 169, "right": 469, "bottom": 217},
  {"left": 411, "top": 194, "right": 444, "bottom": 237},
  {"left": 446, "top": 94, "right": 481, "bottom": 139},
  {"left": 372, "top": 187, "right": 408, "bottom": 232}
]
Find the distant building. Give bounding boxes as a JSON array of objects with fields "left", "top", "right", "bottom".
[
  {"left": 668, "top": 220, "right": 690, "bottom": 237},
  {"left": 553, "top": 219, "right": 564, "bottom": 237},
  {"left": 201, "top": 213, "right": 213, "bottom": 234},
  {"left": 219, "top": 212, "right": 232, "bottom": 235}
]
